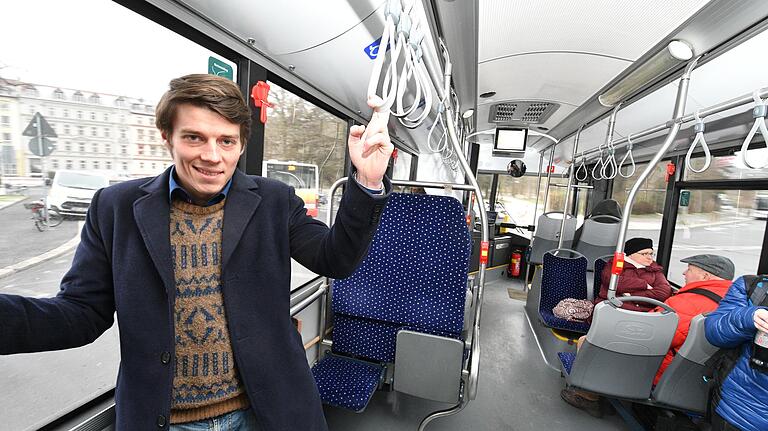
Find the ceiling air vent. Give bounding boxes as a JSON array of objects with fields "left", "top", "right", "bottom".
[{"left": 489, "top": 101, "right": 559, "bottom": 124}]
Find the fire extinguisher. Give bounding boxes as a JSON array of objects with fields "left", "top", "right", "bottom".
[{"left": 508, "top": 250, "right": 522, "bottom": 278}]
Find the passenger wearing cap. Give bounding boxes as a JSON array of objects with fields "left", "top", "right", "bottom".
[
  {"left": 650, "top": 254, "right": 735, "bottom": 385},
  {"left": 594, "top": 237, "right": 672, "bottom": 311}
]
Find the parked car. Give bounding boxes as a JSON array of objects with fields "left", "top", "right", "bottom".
[{"left": 47, "top": 170, "right": 109, "bottom": 217}]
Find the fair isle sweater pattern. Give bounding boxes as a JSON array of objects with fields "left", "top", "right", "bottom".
[{"left": 169, "top": 199, "right": 244, "bottom": 410}]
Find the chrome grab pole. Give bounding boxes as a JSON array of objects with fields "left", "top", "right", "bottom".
[
  {"left": 608, "top": 58, "right": 699, "bottom": 298},
  {"left": 541, "top": 148, "right": 555, "bottom": 215},
  {"left": 557, "top": 126, "right": 582, "bottom": 249},
  {"left": 532, "top": 151, "right": 544, "bottom": 229}
]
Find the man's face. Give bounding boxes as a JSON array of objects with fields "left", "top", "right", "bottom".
[
  {"left": 683, "top": 264, "right": 709, "bottom": 285},
  {"left": 163, "top": 104, "right": 242, "bottom": 204}
]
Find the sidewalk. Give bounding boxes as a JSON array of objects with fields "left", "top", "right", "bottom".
[
  {"left": 628, "top": 212, "right": 753, "bottom": 230},
  {"left": 0, "top": 193, "right": 81, "bottom": 279}
]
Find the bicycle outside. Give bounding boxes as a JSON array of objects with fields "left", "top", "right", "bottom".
[{"left": 23, "top": 200, "right": 63, "bottom": 232}]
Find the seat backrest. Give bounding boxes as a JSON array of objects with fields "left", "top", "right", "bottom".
[
  {"left": 331, "top": 193, "right": 472, "bottom": 360},
  {"left": 652, "top": 314, "right": 718, "bottom": 413},
  {"left": 539, "top": 249, "right": 588, "bottom": 312},
  {"left": 530, "top": 212, "right": 576, "bottom": 264},
  {"left": 574, "top": 218, "right": 621, "bottom": 270},
  {"left": 590, "top": 256, "right": 611, "bottom": 301},
  {"left": 568, "top": 301, "right": 678, "bottom": 399}
]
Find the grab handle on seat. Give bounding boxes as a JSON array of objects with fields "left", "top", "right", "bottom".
[{"left": 608, "top": 296, "right": 676, "bottom": 313}]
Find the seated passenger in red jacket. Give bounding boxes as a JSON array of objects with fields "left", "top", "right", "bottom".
[
  {"left": 595, "top": 237, "right": 672, "bottom": 311},
  {"left": 651, "top": 254, "right": 734, "bottom": 385}
]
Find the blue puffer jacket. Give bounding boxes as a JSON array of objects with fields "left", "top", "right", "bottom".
[{"left": 704, "top": 276, "right": 768, "bottom": 431}]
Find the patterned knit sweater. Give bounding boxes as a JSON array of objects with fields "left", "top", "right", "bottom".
[{"left": 169, "top": 199, "right": 249, "bottom": 423}]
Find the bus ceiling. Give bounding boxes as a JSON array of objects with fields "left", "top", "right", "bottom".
[{"left": 145, "top": 0, "right": 768, "bottom": 164}]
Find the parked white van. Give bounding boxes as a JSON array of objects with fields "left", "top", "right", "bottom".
[{"left": 47, "top": 170, "right": 109, "bottom": 217}]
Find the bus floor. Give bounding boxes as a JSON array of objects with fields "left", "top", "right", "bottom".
[{"left": 323, "top": 271, "right": 627, "bottom": 431}]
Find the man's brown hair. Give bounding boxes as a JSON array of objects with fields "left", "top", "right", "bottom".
[{"left": 155, "top": 74, "right": 251, "bottom": 147}]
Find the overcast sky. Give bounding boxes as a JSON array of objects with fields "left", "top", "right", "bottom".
[{"left": 1, "top": 0, "right": 235, "bottom": 103}]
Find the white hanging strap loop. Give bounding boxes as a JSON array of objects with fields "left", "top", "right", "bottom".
[
  {"left": 618, "top": 135, "right": 636, "bottom": 178},
  {"left": 601, "top": 141, "right": 618, "bottom": 179},
  {"left": 427, "top": 103, "right": 447, "bottom": 153},
  {"left": 685, "top": 110, "right": 711, "bottom": 173},
  {"left": 592, "top": 144, "right": 605, "bottom": 180},
  {"left": 740, "top": 89, "right": 768, "bottom": 169},
  {"left": 575, "top": 151, "right": 589, "bottom": 182}
]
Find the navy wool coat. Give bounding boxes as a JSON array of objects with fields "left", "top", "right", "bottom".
[{"left": 0, "top": 167, "right": 389, "bottom": 430}]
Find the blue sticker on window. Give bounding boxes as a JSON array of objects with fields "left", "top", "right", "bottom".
[{"left": 364, "top": 37, "right": 390, "bottom": 60}]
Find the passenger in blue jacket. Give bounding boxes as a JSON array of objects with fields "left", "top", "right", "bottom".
[
  {"left": 0, "top": 74, "right": 393, "bottom": 430},
  {"left": 704, "top": 276, "right": 768, "bottom": 431}
]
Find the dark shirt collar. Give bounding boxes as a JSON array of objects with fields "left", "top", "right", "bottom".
[{"left": 168, "top": 165, "right": 232, "bottom": 206}]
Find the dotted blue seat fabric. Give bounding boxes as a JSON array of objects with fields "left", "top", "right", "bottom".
[
  {"left": 593, "top": 257, "right": 608, "bottom": 299},
  {"left": 311, "top": 193, "right": 472, "bottom": 412},
  {"left": 333, "top": 193, "right": 472, "bottom": 336},
  {"left": 539, "top": 251, "right": 589, "bottom": 333},
  {"left": 558, "top": 352, "right": 576, "bottom": 375},
  {"left": 332, "top": 315, "right": 400, "bottom": 362},
  {"left": 311, "top": 355, "right": 384, "bottom": 412}
]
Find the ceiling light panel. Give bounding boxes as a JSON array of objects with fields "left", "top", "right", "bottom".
[{"left": 480, "top": 0, "right": 711, "bottom": 62}]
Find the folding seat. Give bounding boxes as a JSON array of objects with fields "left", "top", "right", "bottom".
[{"left": 311, "top": 192, "right": 472, "bottom": 412}]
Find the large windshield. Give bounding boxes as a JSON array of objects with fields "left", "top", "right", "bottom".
[{"left": 55, "top": 171, "right": 109, "bottom": 190}]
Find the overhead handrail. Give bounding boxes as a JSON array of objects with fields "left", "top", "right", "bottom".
[
  {"left": 685, "top": 110, "right": 712, "bottom": 173},
  {"left": 575, "top": 151, "right": 589, "bottom": 182},
  {"left": 608, "top": 57, "right": 700, "bottom": 297},
  {"left": 570, "top": 87, "right": 768, "bottom": 165},
  {"left": 591, "top": 144, "right": 605, "bottom": 180},
  {"left": 740, "top": 89, "right": 768, "bottom": 169},
  {"left": 618, "top": 135, "right": 636, "bottom": 178}
]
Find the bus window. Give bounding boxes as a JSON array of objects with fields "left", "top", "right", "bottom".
[
  {"left": 263, "top": 160, "right": 320, "bottom": 217},
  {"left": 495, "top": 174, "right": 548, "bottom": 238},
  {"left": 612, "top": 161, "right": 667, "bottom": 245},
  {"left": 392, "top": 151, "right": 412, "bottom": 180},
  {"left": 668, "top": 188, "right": 766, "bottom": 285},
  {"left": 0, "top": 0, "right": 237, "bottom": 428},
  {"left": 263, "top": 82, "right": 347, "bottom": 221}
]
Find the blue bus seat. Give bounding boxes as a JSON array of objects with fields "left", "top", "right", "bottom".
[
  {"left": 312, "top": 192, "right": 471, "bottom": 412},
  {"left": 588, "top": 256, "right": 611, "bottom": 302},
  {"left": 538, "top": 249, "right": 590, "bottom": 333}
]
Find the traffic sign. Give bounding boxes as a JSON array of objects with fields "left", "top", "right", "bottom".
[
  {"left": 28, "top": 137, "right": 55, "bottom": 157},
  {"left": 208, "top": 56, "right": 233, "bottom": 81},
  {"left": 22, "top": 113, "right": 57, "bottom": 138}
]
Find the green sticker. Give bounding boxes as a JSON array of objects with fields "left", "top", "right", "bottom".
[
  {"left": 208, "top": 56, "right": 233, "bottom": 81},
  {"left": 680, "top": 190, "right": 691, "bottom": 207}
]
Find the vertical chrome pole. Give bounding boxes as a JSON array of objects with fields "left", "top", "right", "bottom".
[
  {"left": 532, "top": 151, "right": 544, "bottom": 228},
  {"left": 557, "top": 126, "right": 583, "bottom": 249},
  {"left": 541, "top": 147, "right": 555, "bottom": 214},
  {"left": 608, "top": 58, "right": 699, "bottom": 297}
]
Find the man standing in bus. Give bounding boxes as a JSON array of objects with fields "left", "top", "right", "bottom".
[
  {"left": 705, "top": 274, "right": 768, "bottom": 431},
  {"left": 0, "top": 74, "right": 393, "bottom": 430}
]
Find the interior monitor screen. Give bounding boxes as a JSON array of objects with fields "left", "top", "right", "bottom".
[{"left": 494, "top": 128, "right": 528, "bottom": 153}]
